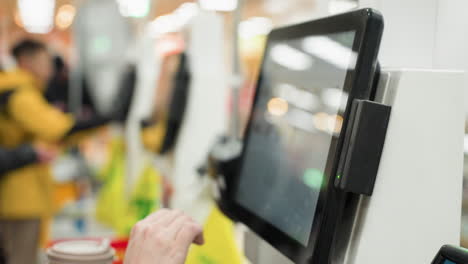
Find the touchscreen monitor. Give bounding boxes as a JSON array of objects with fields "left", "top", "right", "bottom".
[
  {"left": 235, "top": 30, "right": 356, "bottom": 246},
  {"left": 222, "top": 9, "right": 384, "bottom": 262}
]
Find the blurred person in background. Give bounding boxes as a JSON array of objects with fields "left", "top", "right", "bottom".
[
  {"left": 138, "top": 52, "right": 190, "bottom": 207},
  {"left": 45, "top": 55, "right": 98, "bottom": 118},
  {"left": 0, "top": 63, "right": 56, "bottom": 262},
  {"left": 0, "top": 144, "right": 56, "bottom": 264},
  {"left": 0, "top": 39, "right": 118, "bottom": 264},
  {"left": 44, "top": 56, "right": 69, "bottom": 111},
  {"left": 0, "top": 39, "right": 173, "bottom": 264},
  {"left": 0, "top": 144, "right": 56, "bottom": 175}
]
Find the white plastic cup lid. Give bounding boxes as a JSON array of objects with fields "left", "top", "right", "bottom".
[
  {"left": 52, "top": 240, "right": 110, "bottom": 255},
  {"left": 47, "top": 239, "right": 115, "bottom": 263}
]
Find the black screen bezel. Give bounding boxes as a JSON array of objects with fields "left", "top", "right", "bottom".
[{"left": 221, "top": 9, "right": 384, "bottom": 262}]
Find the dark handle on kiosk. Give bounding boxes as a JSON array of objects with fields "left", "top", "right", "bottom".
[{"left": 334, "top": 99, "right": 391, "bottom": 196}]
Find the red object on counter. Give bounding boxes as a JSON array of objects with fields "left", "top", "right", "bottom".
[{"left": 110, "top": 239, "right": 129, "bottom": 264}]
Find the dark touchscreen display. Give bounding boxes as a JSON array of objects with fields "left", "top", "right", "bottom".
[{"left": 235, "top": 31, "right": 356, "bottom": 245}]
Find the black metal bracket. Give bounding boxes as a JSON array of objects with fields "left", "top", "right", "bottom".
[
  {"left": 200, "top": 135, "right": 242, "bottom": 221},
  {"left": 334, "top": 99, "right": 392, "bottom": 196}
]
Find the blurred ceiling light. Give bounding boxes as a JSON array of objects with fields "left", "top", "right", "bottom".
[
  {"left": 302, "top": 36, "right": 357, "bottom": 69},
  {"left": 56, "top": 4, "right": 76, "bottom": 30},
  {"left": 295, "top": 92, "right": 320, "bottom": 112},
  {"left": 148, "top": 3, "right": 198, "bottom": 38},
  {"left": 18, "top": 0, "right": 55, "bottom": 34},
  {"left": 277, "top": 83, "right": 296, "bottom": 95},
  {"left": 199, "top": 0, "right": 238, "bottom": 12},
  {"left": 322, "top": 88, "right": 348, "bottom": 111},
  {"left": 116, "top": 0, "right": 151, "bottom": 18},
  {"left": 263, "top": 0, "right": 290, "bottom": 14},
  {"left": 277, "top": 83, "right": 319, "bottom": 112},
  {"left": 327, "top": 114, "right": 344, "bottom": 134},
  {"left": 268, "top": 97, "right": 289, "bottom": 117},
  {"left": 174, "top": 3, "right": 198, "bottom": 20},
  {"left": 239, "top": 17, "right": 273, "bottom": 39},
  {"left": 14, "top": 10, "right": 23, "bottom": 28},
  {"left": 288, "top": 108, "right": 315, "bottom": 132},
  {"left": 149, "top": 15, "right": 178, "bottom": 37},
  {"left": 271, "top": 44, "right": 313, "bottom": 71},
  {"left": 328, "top": 0, "right": 358, "bottom": 15},
  {"left": 313, "top": 112, "right": 330, "bottom": 132},
  {"left": 148, "top": 15, "right": 184, "bottom": 37}
]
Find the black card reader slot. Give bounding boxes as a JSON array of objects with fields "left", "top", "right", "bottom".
[{"left": 335, "top": 99, "right": 391, "bottom": 196}]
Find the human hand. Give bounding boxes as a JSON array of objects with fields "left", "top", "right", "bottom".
[
  {"left": 162, "top": 177, "right": 175, "bottom": 207},
  {"left": 124, "top": 209, "right": 204, "bottom": 264},
  {"left": 33, "top": 143, "right": 58, "bottom": 163}
]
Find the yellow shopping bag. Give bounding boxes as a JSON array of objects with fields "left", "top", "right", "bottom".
[
  {"left": 185, "top": 206, "right": 245, "bottom": 264},
  {"left": 95, "top": 138, "right": 127, "bottom": 230},
  {"left": 124, "top": 164, "right": 162, "bottom": 235},
  {"left": 96, "top": 138, "right": 163, "bottom": 236}
]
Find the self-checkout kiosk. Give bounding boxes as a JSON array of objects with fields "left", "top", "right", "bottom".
[
  {"left": 204, "top": 8, "right": 465, "bottom": 264},
  {"left": 72, "top": 0, "right": 132, "bottom": 116},
  {"left": 244, "top": 68, "right": 464, "bottom": 264},
  {"left": 170, "top": 8, "right": 230, "bottom": 223}
]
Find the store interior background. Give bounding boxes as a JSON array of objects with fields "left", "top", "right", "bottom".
[{"left": 1, "top": 0, "right": 468, "bottom": 252}]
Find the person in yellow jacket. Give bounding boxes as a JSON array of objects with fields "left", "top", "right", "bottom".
[
  {"left": 0, "top": 40, "right": 179, "bottom": 264},
  {"left": 0, "top": 40, "right": 115, "bottom": 264}
]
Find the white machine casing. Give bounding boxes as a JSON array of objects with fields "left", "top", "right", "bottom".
[
  {"left": 344, "top": 68, "right": 464, "bottom": 264},
  {"left": 171, "top": 10, "right": 229, "bottom": 223},
  {"left": 246, "top": 69, "right": 465, "bottom": 264}
]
